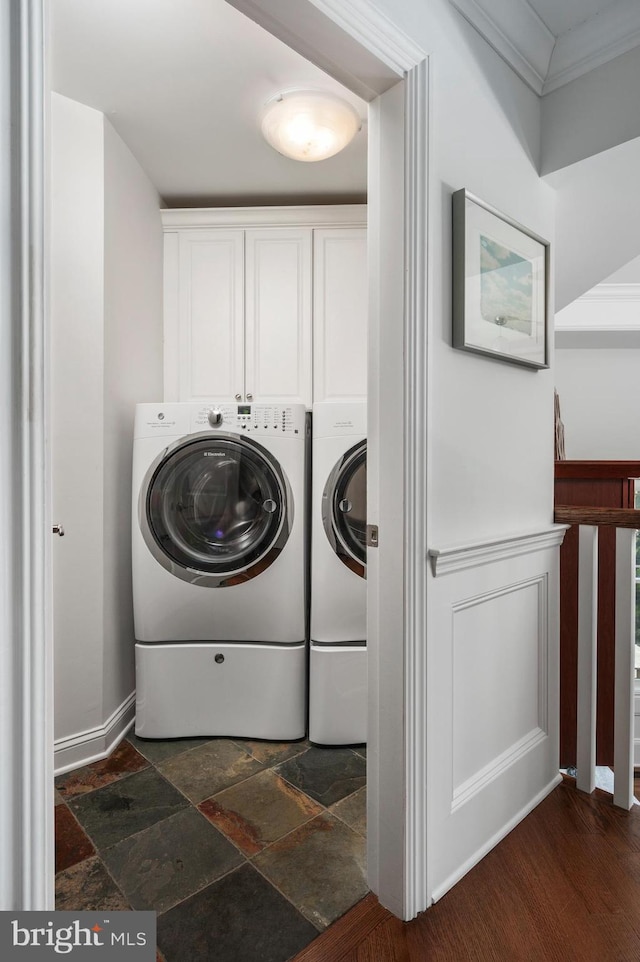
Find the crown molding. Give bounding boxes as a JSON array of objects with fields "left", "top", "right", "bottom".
[
  {"left": 449, "top": 0, "right": 640, "bottom": 97},
  {"left": 555, "top": 283, "right": 640, "bottom": 334},
  {"left": 448, "top": 0, "right": 554, "bottom": 95},
  {"left": 161, "top": 204, "right": 368, "bottom": 229},
  {"left": 579, "top": 283, "right": 640, "bottom": 303},
  {"left": 544, "top": 0, "right": 640, "bottom": 94}
]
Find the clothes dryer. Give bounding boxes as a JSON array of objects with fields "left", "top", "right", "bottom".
[
  {"left": 309, "top": 401, "right": 367, "bottom": 744},
  {"left": 132, "top": 401, "right": 308, "bottom": 739}
]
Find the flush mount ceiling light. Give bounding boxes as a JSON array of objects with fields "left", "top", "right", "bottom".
[{"left": 261, "top": 90, "right": 361, "bottom": 162}]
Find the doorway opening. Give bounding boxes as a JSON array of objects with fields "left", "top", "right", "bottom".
[{"left": 49, "top": 0, "right": 378, "bottom": 952}]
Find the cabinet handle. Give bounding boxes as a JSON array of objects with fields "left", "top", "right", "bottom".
[
  {"left": 246, "top": 393, "right": 253, "bottom": 401},
  {"left": 235, "top": 393, "right": 242, "bottom": 401}
]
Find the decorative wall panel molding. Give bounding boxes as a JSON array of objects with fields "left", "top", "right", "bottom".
[
  {"left": 428, "top": 525, "right": 567, "bottom": 577},
  {"left": 452, "top": 728, "right": 547, "bottom": 812},
  {"left": 450, "top": 576, "right": 549, "bottom": 809}
]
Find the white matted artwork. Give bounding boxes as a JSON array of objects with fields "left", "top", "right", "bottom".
[{"left": 452, "top": 189, "right": 549, "bottom": 370}]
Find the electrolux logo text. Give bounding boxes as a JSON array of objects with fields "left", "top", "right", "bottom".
[{"left": 0, "top": 912, "right": 156, "bottom": 961}]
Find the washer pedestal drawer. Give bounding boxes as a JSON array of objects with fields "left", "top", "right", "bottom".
[{"left": 135, "top": 641, "right": 306, "bottom": 740}]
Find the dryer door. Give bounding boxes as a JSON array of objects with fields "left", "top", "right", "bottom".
[
  {"left": 140, "top": 433, "right": 292, "bottom": 586},
  {"left": 323, "top": 440, "right": 367, "bottom": 579}
]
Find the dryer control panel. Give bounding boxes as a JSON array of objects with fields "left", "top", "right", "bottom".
[{"left": 191, "top": 403, "right": 306, "bottom": 438}]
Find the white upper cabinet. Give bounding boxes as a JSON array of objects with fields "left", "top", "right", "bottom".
[
  {"left": 162, "top": 206, "right": 366, "bottom": 407},
  {"left": 244, "top": 229, "right": 312, "bottom": 405},
  {"left": 313, "top": 227, "right": 368, "bottom": 402},
  {"left": 165, "top": 230, "right": 244, "bottom": 402}
]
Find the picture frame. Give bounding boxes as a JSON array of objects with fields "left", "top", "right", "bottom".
[{"left": 452, "top": 188, "right": 550, "bottom": 370}]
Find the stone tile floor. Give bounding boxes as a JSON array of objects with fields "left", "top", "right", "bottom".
[{"left": 55, "top": 734, "right": 367, "bottom": 962}]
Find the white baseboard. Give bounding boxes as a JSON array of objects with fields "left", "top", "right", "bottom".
[
  {"left": 430, "top": 772, "right": 562, "bottom": 904},
  {"left": 54, "top": 692, "right": 136, "bottom": 776}
]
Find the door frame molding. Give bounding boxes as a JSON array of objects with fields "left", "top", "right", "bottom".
[
  {"left": 1, "top": 0, "right": 54, "bottom": 909},
  {"left": 5, "top": 0, "right": 430, "bottom": 916}
]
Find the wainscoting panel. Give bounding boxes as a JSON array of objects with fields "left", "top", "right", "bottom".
[
  {"left": 427, "top": 526, "right": 566, "bottom": 904},
  {"left": 452, "top": 576, "right": 548, "bottom": 807}
]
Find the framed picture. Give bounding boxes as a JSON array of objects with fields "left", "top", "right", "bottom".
[{"left": 452, "top": 188, "right": 549, "bottom": 370}]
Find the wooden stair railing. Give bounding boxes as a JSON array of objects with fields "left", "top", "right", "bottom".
[{"left": 554, "top": 505, "right": 640, "bottom": 809}]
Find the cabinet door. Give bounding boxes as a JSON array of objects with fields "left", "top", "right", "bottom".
[
  {"left": 170, "top": 230, "right": 245, "bottom": 401},
  {"left": 244, "top": 229, "right": 312, "bottom": 407},
  {"left": 313, "top": 228, "right": 367, "bottom": 402}
]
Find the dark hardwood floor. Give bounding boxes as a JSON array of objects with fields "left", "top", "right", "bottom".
[{"left": 295, "top": 776, "right": 640, "bottom": 962}]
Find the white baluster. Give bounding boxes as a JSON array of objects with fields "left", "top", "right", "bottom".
[
  {"left": 613, "top": 527, "right": 636, "bottom": 810},
  {"left": 576, "top": 525, "right": 598, "bottom": 795}
]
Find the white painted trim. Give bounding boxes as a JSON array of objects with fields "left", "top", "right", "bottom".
[
  {"left": 555, "top": 284, "right": 640, "bottom": 335},
  {"left": 161, "top": 205, "right": 367, "bottom": 230},
  {"left": 223, "top": 0, "right": 404, "bottom": 100},
  {"left": 0, "top": 0, "right": 54, "bottom": 910},
  {"left": 576, "top": 525, "right": 598, "bottom": 796},
  {"left": 449, "top": 0, "right": 640, "bottom": 97},
  {"left": 310, "top": 0, "right": 425, "bottom": 74},
  {"left": 544, "top": 0, "right": 640, "bottom": 94},
  {"left": 613, "top": 528, "right": 635, "bottom": 810},
  {"left": 452, "top": 728, "right": 547, "bottom": 812},
  {"left": 428, "top": 525, "right": 568, "bottom": 577},
  {"left": 431, "top": 772, "right": 562, "bottom": 903},
  {"left": 403, "top": 58, "right": 430, "bottom": 922},
  {"left": 54, "top": 693, "right": 136, "bottom": 777},
  {"left": 579, "top": 283, "right": 640, "bottom": 304},
  {"left": 448, "top": 0, "right": 553, "bottom": 95}
]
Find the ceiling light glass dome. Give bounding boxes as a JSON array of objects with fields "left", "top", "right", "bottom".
[{"left": 261, "top": 90, "right": 361, "bottom": 162}]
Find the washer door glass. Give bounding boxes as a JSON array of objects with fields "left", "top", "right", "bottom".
[
  {"left": 144, "top": 435, "right": 288, "bottom": 581},
  {"left": 325, "top": 440, "right": 367, "bottom": 578}
]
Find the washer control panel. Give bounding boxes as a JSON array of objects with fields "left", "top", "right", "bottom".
[
  {"left": 191, "top": 403, "right": 305, "bottom": 437},
  {"left": 134, "top": 401, "right": 307, "bottom": 440}
]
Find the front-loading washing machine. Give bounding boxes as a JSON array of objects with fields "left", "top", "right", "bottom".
[
  {"left": 309, "top": 401, "right": 367, "bottom": 744},
  {"left": 132, "top": 400, "right": 308, "bottom": 739}
]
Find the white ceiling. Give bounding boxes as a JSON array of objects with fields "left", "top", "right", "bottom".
[
  {"left": 51, "top": 0, "right": 368, "bottom": 206},
  {"left": 52, "top": 0, "right": 640, "bottom": 203}
]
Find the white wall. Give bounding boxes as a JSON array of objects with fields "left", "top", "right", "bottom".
[
  {"left": 51, "top": 94, "right": 106, "bottom": 743},
  {"left": 384, "top": 0, "right": 555, "bottom": 546},
  {"left": 541, "top": 45, "right": 640, "bottom": 175},
  {"left": 51, "top": 93, "right": 163, "bottom": 768},
  {"left": 546, "top": 136, "right": 640, "bottom": 311},
  {"left": 102, "top": 121, "right": 163, "bottom": 721},
  {"left": 555, "top": 345, "right": 640, "bottom": 459}
]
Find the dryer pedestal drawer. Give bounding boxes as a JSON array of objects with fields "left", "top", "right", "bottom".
[
  {"left": 309, "top": 643, "right": 367, "bottom": 746},
  {"left": 135, "top": 641, "right": 306, "bottom": 740}
]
